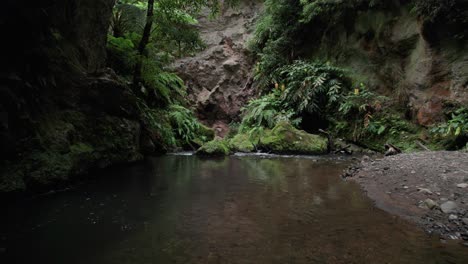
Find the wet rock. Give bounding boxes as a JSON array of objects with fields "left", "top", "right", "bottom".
[
  {"left": 440, "top": 201, "right": 458, "bottom": 214},
  {"left": 425, "top": 199, "right": 438, "bottom": 210}
]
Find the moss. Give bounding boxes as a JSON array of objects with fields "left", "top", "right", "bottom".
[
  {"left": 229, "top": 133, "right": 256, "bottom": 153},
  {"left": 198, "top": 124, "right": 215, "bottom": 140},
  {"left": 192, "top": 124, "right": 215, "bottom": 148},
  {"left": 0, "top": 109, "right": 145, "bottom": 193},
  {"left": 259, "top": 121, "right": 328, "bottom": 154},
  {"left": 196, "top": 140, "right": 232, "bottom": 156}
]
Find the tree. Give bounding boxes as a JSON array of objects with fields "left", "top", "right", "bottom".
[{"left": 130, "top": 0, "right": 224, "bottom": 92}]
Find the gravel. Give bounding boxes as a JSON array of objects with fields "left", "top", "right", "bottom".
[{"left": 343, "top": 151, "right": 468, "bottom": 240}]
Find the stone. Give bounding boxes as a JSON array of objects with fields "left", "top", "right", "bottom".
[
  {"left": 440, "top": 201, "right": 458, "bottom": 214},
  {"left": 173, "top": 1, "right": 261, "bottom": 123},
  {"left": 424, "top": 199, "right": 438, "bottom": 210},
  {"left": 258, "top": 121, "right": 328, "bottom": 155},
  {"left": 462, "top": 218, "right": 468, "bottom": 225},
  {"left": 196, "top": 140, "right": 231, "bottom": 156},
  {"left": 418, "top": 188, "right": 432, "bottom": 194},
  {"left": 449, "top": 214, "right": 458, "bottom": 220},
  {"left": 457, "top": 183, "right": 468, "bottom": 188},
  {"left": 229, "top": 133, "right": 256, "bottom": 153}
]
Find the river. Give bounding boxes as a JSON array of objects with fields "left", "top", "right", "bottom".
[{"left": 1, "top": 154, "right": 467, "bottom": 263}]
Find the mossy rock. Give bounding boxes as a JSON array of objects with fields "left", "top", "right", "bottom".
[
  {"left": 192, "top": 124, "right": 216, "bottom": 148},
  {"left": 229, "top": 133, "right": 256, "bottom": 153},
  {"left": 259, "top": 121, "right": 328, "bottom": 154},
  {"left": 196, "top": 140, "right": 232, "bottom": 156},
  {"left": 198, "top": 124, "right": 215, "bottom": 140}
]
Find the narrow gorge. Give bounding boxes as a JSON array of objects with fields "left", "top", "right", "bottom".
[{"left": 0, "top": 0, "right": 467, "bottom": 263}]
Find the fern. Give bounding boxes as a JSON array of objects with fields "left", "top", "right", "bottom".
[
  {"left": 239, "top": 92, "right": 301, "bottom": 133},
  {"left": 168, "top": 105, "right": 209, "bottom": 146},
  {"left": 275, "top": 60, "right": 349, "bottom": 116}
]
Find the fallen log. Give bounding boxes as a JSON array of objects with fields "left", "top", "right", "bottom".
[
  {"left": 384, "top": 143, "right": 402, "bottom": 156},
  {"left": 416, "top": 140, "right": 431, "bottom": 151}
]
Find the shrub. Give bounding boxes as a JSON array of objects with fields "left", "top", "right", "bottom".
[
  {"left": 168, "top": 105, "right": 213, "bottom": 148},
  {"left": 239, "top": 92, "right": 301, "bottom": 133},
  {"left": 275, "top": 60, "right": 350, "bottom": 116}
]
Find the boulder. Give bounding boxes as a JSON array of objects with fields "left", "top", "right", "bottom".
[
  {"left": 229, "top": 133, "right": 256, "bottom": 153},
  {"left": 196, "top": 140, "right": 232, "bottom": 156},
  {"left": 259, "top": 121, "right": 328, "bottom": 155}
]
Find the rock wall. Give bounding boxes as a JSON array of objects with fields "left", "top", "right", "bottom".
[
  {"left": 0, "top": 0, "right": 145, "bottom": 193},
  {"left": 173, "top": 0, "right": 263, "bottom": 136},
  {"left": 300, "top": 2, "right": 468, "bottom": 126}
]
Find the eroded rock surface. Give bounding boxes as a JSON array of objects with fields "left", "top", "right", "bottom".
[
  {"left": 304, "top": 4, "right": 468, "bottom": 127},
  {"left": 174, "top": 1, "right": 263, "bottom": 132}
]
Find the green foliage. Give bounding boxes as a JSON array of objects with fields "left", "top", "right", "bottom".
[
  {"left": 141, "top": 63, "right": 186, "bottom": 105},
  {"left": 168, "top": 105, "right": 202, "bottom": 144},
  {"left": 168, "top": 105, "right": 214, "bottom": 148},
  {"left": 431, "top": 107, "right": 468, "bottom": 137},
  {"left": 107, "top": 35, "right": 138, "bottom": 75},
  {"left": 338, "top": 83, "right": 388, "bottom": 117},
  {"left": 249, "top": 0, "right": 304, "bottom": 88},
  {"left": 240, "top": 60, "right": 351, "bottom": 143},
  {"left": 275, "top": 60, "right": 349, "bottom": 115},
  {"left": 239, "top": 91, "right": 301, "bottom": 133},
  {"left": 333, "top": 84, "right": 391, "bottom": 141},
  {"left": 136, "top": 98, "right": 177, "bottom": 148}
]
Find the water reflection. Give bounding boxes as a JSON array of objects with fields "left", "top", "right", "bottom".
[{"left": 1, "top": 155, "right": 467, "bottom": 264}]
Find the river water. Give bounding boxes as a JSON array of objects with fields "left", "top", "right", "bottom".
[{"left": 1, "top": 154, "right": 467, "bottom": 263}]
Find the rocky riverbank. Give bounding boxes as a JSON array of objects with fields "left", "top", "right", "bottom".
[{"left": 343, "top": 151, "right": 468, "bottom": 244}]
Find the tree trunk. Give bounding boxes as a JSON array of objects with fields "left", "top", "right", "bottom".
[{"left": 133, "top": 0, "right": 155, "bottom": 91}]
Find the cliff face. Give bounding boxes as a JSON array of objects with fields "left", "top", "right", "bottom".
[
  {"left": 174, "top": 1, "right": 263, "bottom": 136},
  {"left": 0, "top": 0, "right": 144, "bottom": 193},
  {"left": 300, "top": 3, "right": 467, "bottom": 126}
]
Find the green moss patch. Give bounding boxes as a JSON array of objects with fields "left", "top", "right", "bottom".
[
  {"left": 259, "top": 121, "right": 328, "bottom": 155},
  {"left": 229, "top": 133, "right": 256, "bottom": 153},
  {"left": 196, "top": 140, "right": 232, "bottom": 156}
]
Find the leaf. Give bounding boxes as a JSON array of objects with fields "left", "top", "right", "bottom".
[{"left": 377, "top": 125, "right": 386, "bottom": 135}]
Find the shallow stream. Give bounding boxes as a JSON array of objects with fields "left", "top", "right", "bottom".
[{"left": 1, "top": 154, "right": 467, "bottom": 263}]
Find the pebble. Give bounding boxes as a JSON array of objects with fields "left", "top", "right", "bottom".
[
  {"left": 462, "top": 218, "right": 468, "bottom": 225},
  {"left": 457, "top": 183, "right": 468, "bottom": 188},
  {"left": 449, "top": 214, "right": 458, "bottom": 220},
  {"left": 424, "top": 199, "right": 438, "bottom": 210},
  {"left": 440, "top": 201, "right": 458, "bottom": 214},
  {"left": 418, "top": 188, "right": 433, "bottom": 194}
]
